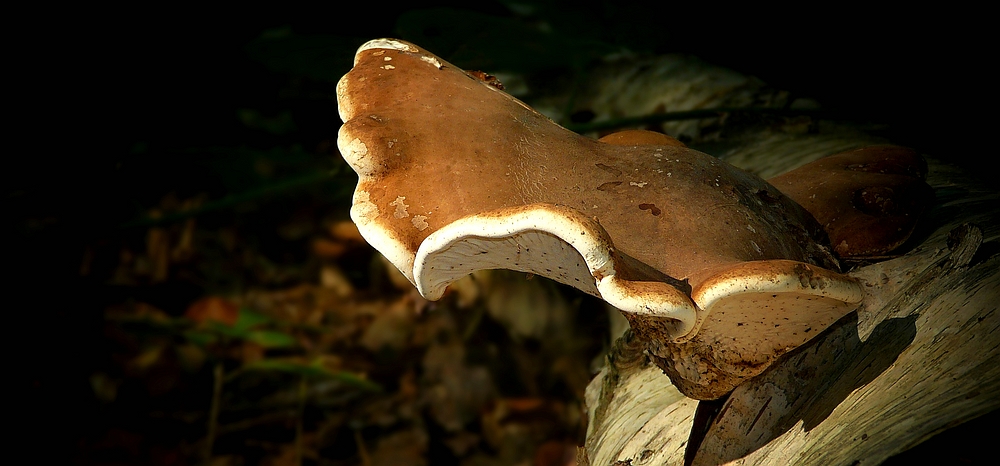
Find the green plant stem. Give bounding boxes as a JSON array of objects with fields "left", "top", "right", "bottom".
[
  {"left": 204, "top": 361, "right": 224, "bottom": 461},
  {"left": 295, "top": 376, "right": 306, "bottom": 466}
]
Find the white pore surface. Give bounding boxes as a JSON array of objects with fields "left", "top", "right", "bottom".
[{"left": 414, "top": 206, "right": 699, "bottom": 339}]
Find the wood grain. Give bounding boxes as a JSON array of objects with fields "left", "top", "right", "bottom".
[{"left": 584, "top": 132, "right": 999, "bottom": 466}]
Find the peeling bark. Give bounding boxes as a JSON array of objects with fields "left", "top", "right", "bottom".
[{"left": 576, "top": 56, "right": 999, "bottom": 465}]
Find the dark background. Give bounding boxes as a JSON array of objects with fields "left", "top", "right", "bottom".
[
  {"left": 18, "top": 3, "right": 988, "bottom": 230},
  {"left": 13, "top": 1, "right": 992, "bottom": 462}
]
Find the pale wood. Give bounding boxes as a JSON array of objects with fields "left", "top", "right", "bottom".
[
  {"left": 584, "top": 143, "right": 1000, "bottom": 465},
  {"left": 565, "top": 55, "right": 1000, "bottom": 465}
]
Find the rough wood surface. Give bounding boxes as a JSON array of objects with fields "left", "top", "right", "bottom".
[
  {"left": 573, "top": 56, "right": 1000, "bottom": 465},
  {"left": 585, "top": 147, "right": 999, "bottom": 465}
]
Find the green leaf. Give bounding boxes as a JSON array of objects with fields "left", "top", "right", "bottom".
[
  {"left": 232, "top": 308, "right": 273, "bottom": 332},
  {"left": 242, "top": 360, "right": 382, "bottom": 392},
  {"left": 245, "top": 359, "right": 330, "bottom": 377},
  {"left": 183, "top": 329, "right": 219, "bottom": 347},
  {"left": 244, "top": 330, "right": 297, "bottom": 348}
]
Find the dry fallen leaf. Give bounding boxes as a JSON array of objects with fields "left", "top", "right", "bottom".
[
  {"left": 329, "top": 220, "right": 365, "bottom": 243},
  {"left": 369, "top": 428, "right": 428, "bottom": 466},
  {"left": 534, "top": 440, "right": 579, "bottom": 466},
  {"left": 319, "top": 264, "right": 354, "bottom": 297},
  {"left": 360, "top": 296, "right": 418, "bottom": 353},
  {"left": 185, "top": 296, "right": 240, "bottom": 326},
  {"left": 478, "top": 270, "right": 574, "bottom": 341},
  {"left": 422, "top": 342, "right": 497, "bottom": 432},
  {"left": 311, "top": 237, "right": 348, "bottom": 259}
]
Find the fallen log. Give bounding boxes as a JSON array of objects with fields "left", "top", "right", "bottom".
[{"left": 576, "top": 56, "right": 1000, "bottom": 465}]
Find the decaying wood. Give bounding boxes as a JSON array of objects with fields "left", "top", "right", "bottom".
[{"left": 570, "top": 56, "right": 1000, "bottom": 465}]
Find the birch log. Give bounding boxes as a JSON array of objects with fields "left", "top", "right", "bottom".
[{"left": 564, "top": 56, "right": 1000, "bottom": 466}]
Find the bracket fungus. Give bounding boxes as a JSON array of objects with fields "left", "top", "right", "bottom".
[
  {"left": 768, "top": 145, "right": 932, "bottom": 258},
  {"left": 336, "top": 39, "right": 930, "bottom": 400}
]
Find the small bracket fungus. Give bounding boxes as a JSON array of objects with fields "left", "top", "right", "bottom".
[
  {"left": 336, "top": 39, "right": 929, "bottom": 400},
  {"left": 768, "top": 145, "right": 933, "bottom": 258}
]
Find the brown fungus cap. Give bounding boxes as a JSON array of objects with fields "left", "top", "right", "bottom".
[
  {"left": 644, "top": 260, "right": 863, "bottom": 399},
  {"left": 769, "top": 145, "right": 932, "bottom": 258},
  {"left": 598, "top": 129, "right": 686, "bottom": 147},
  {"left": 337, "top": 39, "right": 864, "bottom": 399}
]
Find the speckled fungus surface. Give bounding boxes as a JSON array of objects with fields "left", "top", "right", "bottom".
[
  {"left": 336, "top": 39, "right": 926, "bottom": 400},
  {"left": 769, "top": 145, "right": 933, "bottom": 258}
]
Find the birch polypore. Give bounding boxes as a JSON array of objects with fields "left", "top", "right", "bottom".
[{"left": 336, "top": 39, "right": 927, "bottom": 399}]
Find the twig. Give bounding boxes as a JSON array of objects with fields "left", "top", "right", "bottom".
[
  {"left": 216, "top": 410, "right": 298, "bottom": 435},
  {"left": 461, "top": 306, "right": 485, "bottom": 342},
  {"left": 295, "top": 376, "right": 306, "bottom": 466},
  {"left": 203, "top": 361, "right": 224, "bottom": 461},
  {"left": 564, "top": 107, "right": 831, "bottom": 134},
  {"left": 354, "top": 428, "right": 371, "bottom": 466}
]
